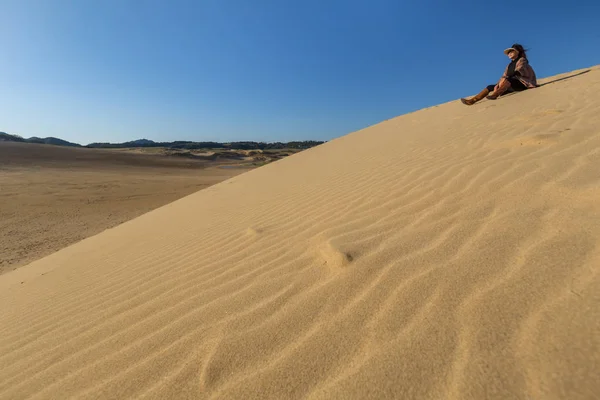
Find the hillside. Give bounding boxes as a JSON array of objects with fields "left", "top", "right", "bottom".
[
  {"left": 0, "top": 132, "right": 81, "bottom": 147},
  {"left": 0, "top": 66, "right": 598, "bottom": 400}
]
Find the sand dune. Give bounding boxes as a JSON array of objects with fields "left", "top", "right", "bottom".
[
  {"left": 0, "top": 142, "right": 251, "bottom": 273},
  {"left": 1, "top": 66, "right": 600, "bottom": 399}
]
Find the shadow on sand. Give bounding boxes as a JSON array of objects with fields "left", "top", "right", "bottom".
[{"left": 537, "top": 69, "right": 591, "bottom": 87}]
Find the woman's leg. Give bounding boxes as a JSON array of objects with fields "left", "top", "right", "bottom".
[
  {"left": 486, "top": 77, "right": 512, "bottom": 99},
  {"left": 460, "top": 85, "right": 495, "bottom": 105}
]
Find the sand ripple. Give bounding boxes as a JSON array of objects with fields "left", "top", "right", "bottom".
[{"left": 1, "top": 66, "right": 599, "bottom": 399}]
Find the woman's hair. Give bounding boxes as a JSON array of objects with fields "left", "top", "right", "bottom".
[{"left": 511, "top": 43, "right": 528, "bottom": 59}]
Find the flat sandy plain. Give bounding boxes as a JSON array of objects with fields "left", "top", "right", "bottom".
[
  {"left": 0, "top": 142, "right": 252, "bottom": 274},
  {"left": 1, "top": 66, "right": 599, "bottom": 399}
]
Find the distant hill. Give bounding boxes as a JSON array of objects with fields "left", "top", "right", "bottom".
[
  {"left": 0, "top": 132, "right": 26, "bottom": 142},
  {"left": 1, "top": 132, "right": 325, "bottom": 151},
  {"left": 26, "top": 136, "right": 82, "bottom": 147},
  {"left": 0, "top": 132, "right": 81, "bottom": 147}
]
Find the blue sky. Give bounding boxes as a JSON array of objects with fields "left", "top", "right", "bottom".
[{"left": 1, "top": 0, "right": 599, "bottom": 145}]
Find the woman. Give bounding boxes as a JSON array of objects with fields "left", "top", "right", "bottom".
[{"left": 461, "top": 44, "right": 537, "bottom": 105}]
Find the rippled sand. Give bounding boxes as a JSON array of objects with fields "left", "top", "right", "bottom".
[{"left": 1, "top": 66, "right": 599, "bottom": 399}]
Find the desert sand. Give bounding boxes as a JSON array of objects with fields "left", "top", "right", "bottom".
[
  {"left": 0, "top": 142, "right": 252, "bottom": 274},
  {"left": 1, "top": 66, "right": 599, "bottom": 399}
]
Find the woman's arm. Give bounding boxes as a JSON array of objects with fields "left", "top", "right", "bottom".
[{"left": 500, "top": 65, "right": 509, "bottom": 80}]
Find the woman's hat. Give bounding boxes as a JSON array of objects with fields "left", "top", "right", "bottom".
[{"left": 503, "top": 47, "right": 517, "bottom": 55}]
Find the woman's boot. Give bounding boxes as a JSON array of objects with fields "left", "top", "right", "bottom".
[{"left": 460, "top": 88, "right": 490, "bottom": 105}]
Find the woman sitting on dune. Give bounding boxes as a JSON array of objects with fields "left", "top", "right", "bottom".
[{"left": 461, "top": 44, "right": 537, "bottom": 105}]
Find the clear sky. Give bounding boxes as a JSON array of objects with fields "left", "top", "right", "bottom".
[{"left": 1, "top": 0, "right": 599, "bottom": 145}]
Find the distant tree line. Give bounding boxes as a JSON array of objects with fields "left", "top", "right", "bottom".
[
  {"left": 1, "top": 132, "right": 325, "bottom": 150},
  {"left": 86, "top": 139, "right": 325, "bottom": 150}
]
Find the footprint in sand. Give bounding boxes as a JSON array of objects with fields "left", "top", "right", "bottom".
[
  {"left": 246, "top": 227, "right": 262, "bottom": 237},
  {"left": 316, "top": 239, "right": 354, "bottom": 269}
]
